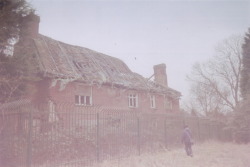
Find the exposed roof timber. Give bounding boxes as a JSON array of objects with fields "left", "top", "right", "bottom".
[{"left": 32, "top": 34, "right": 181, "bottom": 98}]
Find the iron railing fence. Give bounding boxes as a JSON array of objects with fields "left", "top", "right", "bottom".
[{"left": 0, "top": 102, "right": 232, "bottom": 167}]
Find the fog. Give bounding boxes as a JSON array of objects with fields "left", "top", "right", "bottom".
[{"left": 30, "top": 0, "right": 250, "bottom": 101}]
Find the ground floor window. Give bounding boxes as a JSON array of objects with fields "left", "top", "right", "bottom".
[
  {"left": 48, "top": 100, "right": 58, "bottom": 122},
  {"left": 164, "top": 98, "right": 173, "bottom": 110}
]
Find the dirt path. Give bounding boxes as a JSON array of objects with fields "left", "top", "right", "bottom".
[{"left": 93, "top": 141, "right": 250, "bottom": 167}]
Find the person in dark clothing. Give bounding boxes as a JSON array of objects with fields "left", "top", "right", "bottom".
[{"left": 181, "top": 125, "right": 193, "bottom": 157}]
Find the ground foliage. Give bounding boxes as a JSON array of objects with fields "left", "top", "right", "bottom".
[{"left": 93, "top": 141, "right": 250, "bottom": 167}]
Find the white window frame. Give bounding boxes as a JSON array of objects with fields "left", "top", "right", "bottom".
[
  {"left": 128, "top": 93, "right": 138, "bottom": 108},
  {"left": 75, "top": 95, "right": 92, "bottom": 106},
  {"left": 150, "top": 95, "right": 156, "bottom": 109}
]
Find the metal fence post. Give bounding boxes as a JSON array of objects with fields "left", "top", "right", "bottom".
[
  {"left": 137, "top": 117, "right": 140, "bottom": 156},
  {"left": 197, "top": 117, "right": 201, "bottom": 141},
  {"left": 96, "top": 113, "right": 100, "bottom": 162},
  {"left": 164, "top": 118, "right": 168, "bottom": 149},
  {"left": 208, "top": 121, "right": 211, "bottom": 139},
  {"left": 26, "top": 109, "right": 33, "bottom": 167}
]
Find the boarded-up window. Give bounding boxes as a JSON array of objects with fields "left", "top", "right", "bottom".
[{"left": 164, "top": 98, "right": 173, "bottom": 110}]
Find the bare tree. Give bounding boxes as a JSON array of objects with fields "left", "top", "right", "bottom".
[{"left": 187, "top": 35, "right": 243, "bottom": 115}]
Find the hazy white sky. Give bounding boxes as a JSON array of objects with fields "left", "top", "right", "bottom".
[{"left": 29, "top": 0, "right": 250, "bottom": 102}]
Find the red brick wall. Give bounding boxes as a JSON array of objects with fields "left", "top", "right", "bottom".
[{"left": 48, "top": 80, "right": 179, "bottom": 113}]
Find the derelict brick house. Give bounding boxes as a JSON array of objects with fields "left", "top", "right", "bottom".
[{"left": 19, "top": 14, "right": 181, "bottom": 114}]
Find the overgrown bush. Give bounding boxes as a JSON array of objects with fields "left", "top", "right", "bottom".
[
  {"left": 31, "top": 128, "right": 97, "bottom": 166},
  {"left": 230, "top": 99, "right": 250, "bottom": 143}
]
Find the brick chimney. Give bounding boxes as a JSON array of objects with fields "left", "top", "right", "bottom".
[
  {"left": 26, "top": 13, "right": 40, "bottom": 38},
  {"left": 153, "top": 64, "right": 168, "bottom": 87}
]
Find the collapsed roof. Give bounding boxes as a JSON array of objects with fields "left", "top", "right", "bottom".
[{"left": 32, "top": 34, "right": 181, "bottom": 99}]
